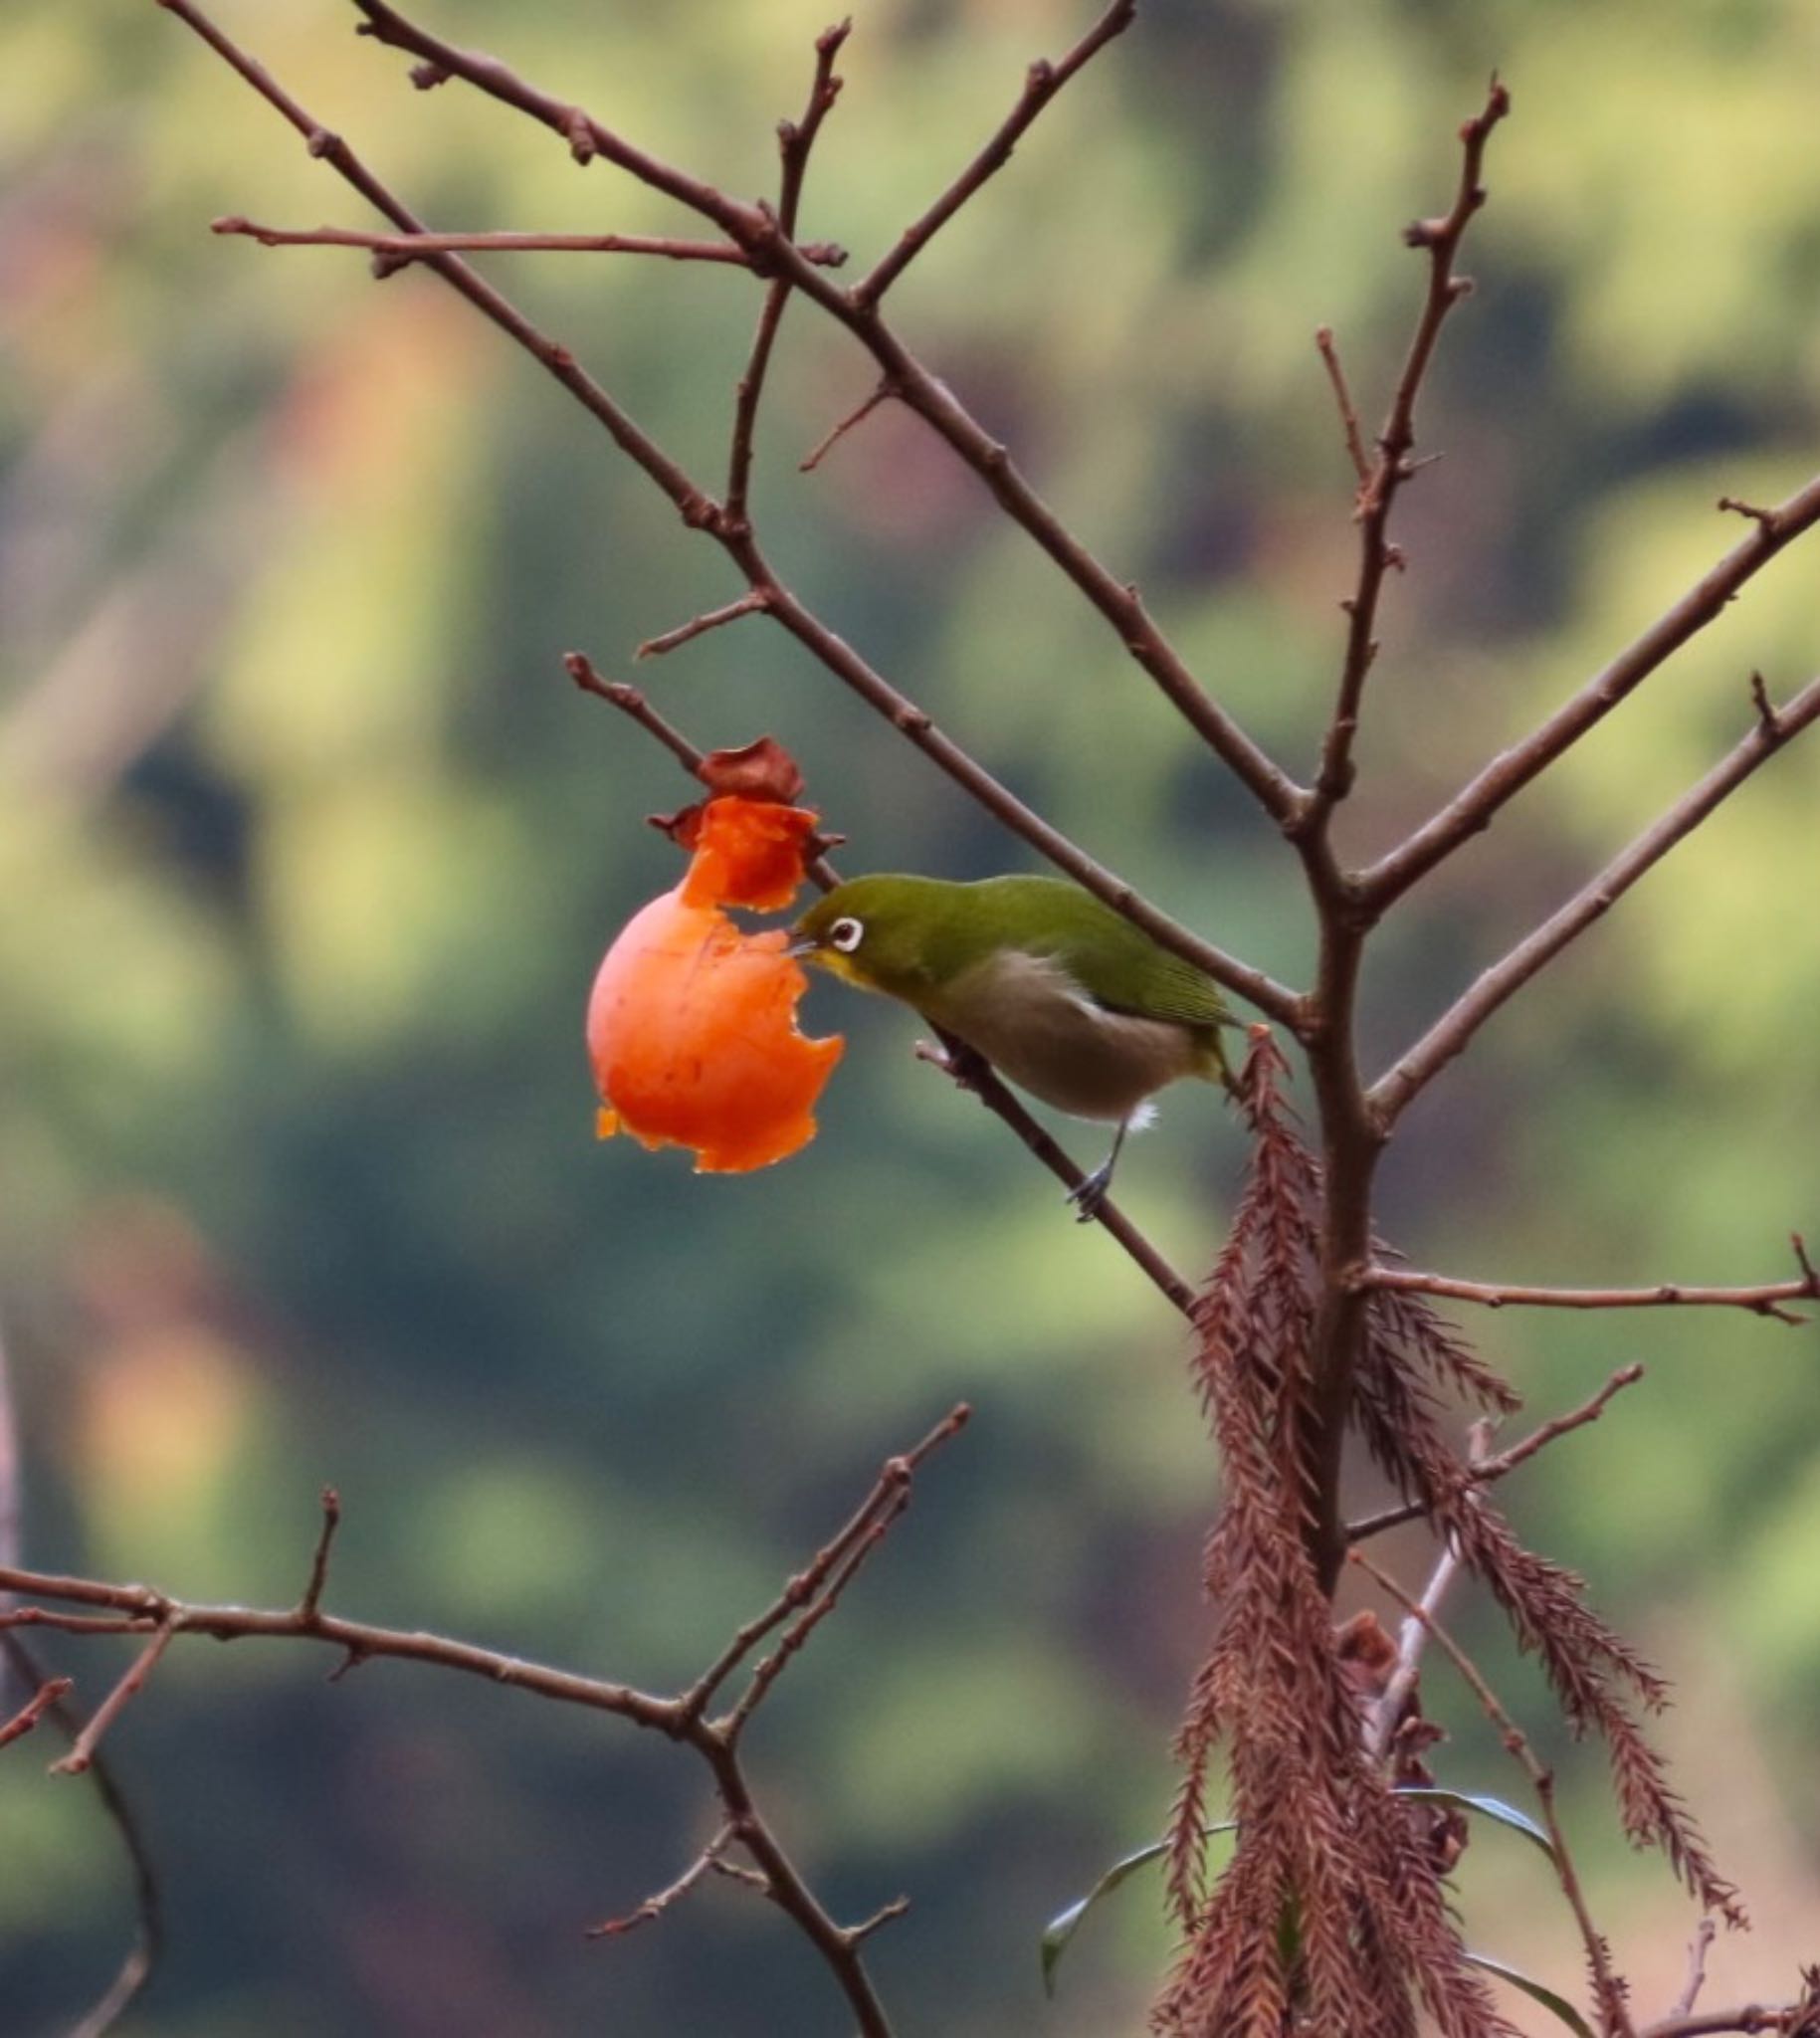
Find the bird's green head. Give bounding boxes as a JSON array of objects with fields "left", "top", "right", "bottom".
[{"left": 790, "top": 875, "right": 960, "bottom": 1001}]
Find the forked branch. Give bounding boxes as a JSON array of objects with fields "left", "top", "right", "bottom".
[
  {"left": 1363, "top": 479, "right": 1820, "bottom": 909},
  {"left": 1309, "top": 77, "right": 1510, "bottom": 818},
  {"left": 1375, "top": 671, "right": 1820, "bottom": 1120},
  {"left": 170, "top": 0, "right": 1303, "bottom": 1022},
  {"left": 1352, "top": 1547, "right": 1637, "bottom": 2038},
  {"left": 1347, "top": 1363, "right": 1645, "bottom": 1542},
  {"left": 1362, "top": 1238, "right": 1820, "bottom": 1325},
  {"left": 3, "top": 1407, "right": 969, "bottom": 2038},
  {"left": 851, "top": 0, "right": 1137, "bottom": 306},
  {"left": 340, "top": 0, "right": 1309, "bottom": 826}
]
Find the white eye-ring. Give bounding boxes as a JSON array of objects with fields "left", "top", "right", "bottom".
[{"left": 829, "top": 916, "right": 865, "bottom": 954}]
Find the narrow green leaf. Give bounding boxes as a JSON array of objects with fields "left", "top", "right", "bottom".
[
  {"left": 1039, "top": 1823, "right": 1237, "bottom": 1998},
  {"left": 1396, "top": 1786, "right": 1557, "bottom": 1862},
  {"left": 1464, "top": 1951, "right": 1597, "bottom": 2037},
  {"left": 1037, "top": 1789, "right": 1553, "bottom": 1999}
]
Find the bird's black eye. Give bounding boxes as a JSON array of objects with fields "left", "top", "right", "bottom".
[{"left": 829, "top": 916, "right": 864, "bottom": 954}]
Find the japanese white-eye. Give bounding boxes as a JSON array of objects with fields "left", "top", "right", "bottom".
[{"left": 791, "top": 874, "right": 1236, "bottom": 1217}]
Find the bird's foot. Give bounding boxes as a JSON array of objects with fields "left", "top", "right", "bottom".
[
  {"left": 916, "top": 1035, "right": 991, "bottom": 1097},
  {"left": 1066, "top": 1162, "right": 1113, "bottom": 1224}
]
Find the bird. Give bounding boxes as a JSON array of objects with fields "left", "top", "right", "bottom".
[{"left": 791, "top": 874, "right": 1237, "bottom": 1219}]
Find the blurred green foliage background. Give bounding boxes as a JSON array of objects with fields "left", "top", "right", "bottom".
[{"left": 3, "top": 2, "right": 1818, "bottom": 2031}]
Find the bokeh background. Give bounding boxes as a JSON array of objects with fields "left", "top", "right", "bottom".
[{"left": 4, "top": 2, "right": 1819, "bottom": 2032}]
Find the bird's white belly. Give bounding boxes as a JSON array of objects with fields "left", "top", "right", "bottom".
[{"left": 929, "top": 951, "right": 1201, "bottom": 1121}]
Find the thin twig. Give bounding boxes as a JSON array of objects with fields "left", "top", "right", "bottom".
[
  {"left": 849, "top": 1896, "right": 910, "bottom": 1943},
  {"left": 1314, "top": 325, "right": 1371, "bottom": 488},
  {"left": 683, "top": 1404, "right": 970, "bottom": 1723},
  {"left": 1352, "top": 1548, "right": 1637, "bottom": 2038},
  {"left": 210, "top": 217, "right": 845, "bottom": 266},
  {"left": 50, "top": 1623, "right": 178, "bottom": 1776},
  {"left": 1374, "top": 671, "right": 1820, "bottom": 1121},
  {"left": 1284, "top": 82, "right": 1514, "bottom": 1595},
  {"left": 913, "top": 1037, "right": 1197, "bottom": 1315},
  {"left": 1359, "top": 1251, "right": 1820, "bottom": 1325},
  {"left": 725, "top": 18, "right": 851, "bottom": 522},
  {"left": 799, "top": 380, "right": 895, "bottom": 473},
  {"left": 637, "top": 591, "right": 771, "bottom": 661},
  {"left": 3, "top": 1568, "right": 682, "bottom": 1730},
  {"left": 1363, "top": 1538, "right": 1461, "bottom": 1760},
  {"left": 566, "top": 656, "right": 715, "bottom": 785},
  {"left": 0, "top": 1630, "right": 164, "bottom": 2036},
  {"left": 0, "top": 1674, "right": 73, "bottom": 1748},
  {"left": 726, "top": 1520, "right": 896, "bottom": 1736},
  {"left": 587, "top": 1823, "right": 734, "bottom": 1937},
  {"left": 1674, "top": 1919, "right": 1719, "bottom": 2020},
  {"left": 852, "top": 0, "right": 1137, "bottom": 306},
  {"left": 6, "top": 1399, "right": 971, "bottom": 2038},
  {"left": 299, "top": 1486, "right": 341, "bottom": 1622},
  {"left": 1307, "top": 78, "right": 1510, "bottom": 819},
  {"left": 1750, "top": 671, "right": 1780, "bottom": 736},
  {"left": 1347, "top": 1364, "right": 1644, "bottom": 1543},
  {"left": 1639, "top": 2012, "right": 1800, "bottom": 2038}
]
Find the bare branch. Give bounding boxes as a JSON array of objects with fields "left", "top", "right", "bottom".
[
  {"left": 1314, "top": 325, "right": 1371, "bottom": 489},
  {"left": 1, "top": 1565, "right": 683, "bottom": 1732},
  {"left": 1639, "top": 2011, "right": 1804, "bottom": 2038},
  {"left": 0, "top": 1674, "right": 73, "bottom": 1749},
  {"left": 587, "top": 1824, "right": 734, "bottom": 1938},
  {"left": 637, "top": 592, "right": 772, "bottom": 662},
  {"left": 4, "top": 1395, "right": 971, "bottom": 2038},
  {"left": 726, "top": 19, "right": 852, "bottom": 522},
  {"left": 0, "top": 1634, "right": 164, "bottom": 2038},
  {"left": 1269, "top": 83, "right": 1512, "bottom": 1576},
  {"left": 1308, "top": 78, "right": 1510, "bottom": 819},
  {"left": 159, "top": 0, "right": 719, "bottom": 526},
  {"left": 914, "top": 1038, "right": 1197, "bottom": 1314},
  {"left": 851, "top": 0, "right": 1137, "bottom": 307},
  {"left": 566, "top": 656, "right": 719, "bottom": 787},
  {"left": 1374, "top": 672, "right": 1820, "bottom": 1121},
  {"left": 848, "top": 1896, "right": 911, "bottom": 1944},
  {"left": 1674, "top": 1919, "right": 1719, "bottom": 2021},
  {"left": 691, "top": 1727, "right": 896, "bottom": 2034},
  {"left": 1716, "top": 496, "right": 1776, "bottom": 530},
  {"left": 341, "top": 0, "right": 1309, "bottom": 828},
  {"left": 1750, "top": 671, "right": 1779, "bottom": 736},
  {"left": 1347, "top": 1363, "right": 1644, "bottom": 1543},
  {"left": 684, "top": 1404, "right": 970, "bottom": 1724},
  {"left": 49, "top": 1625, "right": 172, "bottom": 1776},
  {"left": 1364, "top": 475, "right": 1820, "bottom": 909},
  {"left": 1362, "top": 1536, "right": 1463, "bottom": 1761},
  {"left": 799, "top": 380, "right": 895, "bottom": 473},
  {"left": 1352, "top": 1547, "right": 1636, "bottom": 2038},
  {"left": 210, "top": 217, "right": 845, "bottom": 267},
  {"left": 299, "top": 1486, "right": 341, "bottom": 1623},
  {"left": 1360, "top": 1241, "right": 1820, "bottom": 1325}
]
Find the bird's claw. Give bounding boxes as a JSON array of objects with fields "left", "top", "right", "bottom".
[{"left": 1066, "top": 1164, "right": 1112, "bottom": 1224}]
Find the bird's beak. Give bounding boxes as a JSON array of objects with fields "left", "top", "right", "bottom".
[{"left": 785, "top": 931, "right": 819, "bottom": 959}]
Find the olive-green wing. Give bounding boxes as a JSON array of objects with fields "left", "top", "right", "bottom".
[{"left": 985, "top": 880, "right": 1236, "bottom": 1032}]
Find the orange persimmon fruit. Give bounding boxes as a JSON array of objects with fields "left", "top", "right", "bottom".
[{"left": 587, "top": 789, "right": 843, "bottom": 1173}]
